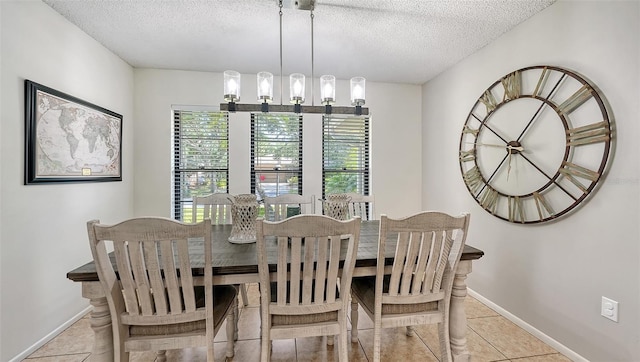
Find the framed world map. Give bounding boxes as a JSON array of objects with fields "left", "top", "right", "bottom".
[{"left": 25, "top": 80, "right": 122, "bottom": 184}]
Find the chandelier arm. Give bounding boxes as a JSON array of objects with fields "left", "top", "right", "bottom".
[{"left": 279, "top": 0, "right": 284, "bottom": 105}]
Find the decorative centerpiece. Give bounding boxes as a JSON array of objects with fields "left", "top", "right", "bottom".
[
  {"left": 228, "top": 194, "right": 258, "bottom": 243},
  {"left": 323, "top": 194, "right": 351, "bottom": 220}
]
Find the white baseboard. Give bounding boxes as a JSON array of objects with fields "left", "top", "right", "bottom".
[
  {"left": 467, "top": 288, "right": 588, "bottom": 362},
  {"left": 8, "top": 306, "right": 92, "bottom": 362}
]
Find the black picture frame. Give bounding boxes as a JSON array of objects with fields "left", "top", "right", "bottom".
[{"left": 25, "top": 80, "right": 123, "bottom": 184}]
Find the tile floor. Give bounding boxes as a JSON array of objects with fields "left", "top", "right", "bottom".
[{"left": 24, "top": 283, "right": 572, "bottom": 362}]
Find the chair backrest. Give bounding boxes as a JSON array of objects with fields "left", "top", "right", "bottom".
[
  {"left": 263, "top": 194, "right": 315, "bottom": 221},
  {"left": 345, "top": 193, "right": 375, "bottom": 221},
  {"left": 87, "top": 217, "right": 213, "bottom": 329},
  {"left": 377, "top": 212, "right": 470, "bottom": 305},
  {"left": 256, "top": 215, "right": 361, "bottom": 315},
  {"left": 193, "top": 193, "right": 233, "bottom": 225}
]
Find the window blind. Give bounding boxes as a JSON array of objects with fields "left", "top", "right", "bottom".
[
  {"left": 251, "top": 113, "right": 303, "bottom": 201},
  {"left": 322, "top": 115, "right": 370, "bottom": 198},
  {"left": 172, "top": 110, "right": 229, "bottom": 220}
]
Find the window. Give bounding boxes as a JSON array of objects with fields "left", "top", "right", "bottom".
[
  {"left": 251, "top": 113, "right": 303, "bottom": 201},
  {"left": 172, "top": 110, "right": 229, "bottom": 221},
  {"left": 322, "top": 115, "right": 370, "bottom": 197}
]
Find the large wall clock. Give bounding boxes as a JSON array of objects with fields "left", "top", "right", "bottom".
[{"left": 458, "top": 65, "right": 613, "bottom": 224}]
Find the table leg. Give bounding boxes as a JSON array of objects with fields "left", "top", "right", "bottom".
[
  {"left": 450, "top": 260, "right": 472, "bottom": 362},
  {"left": 83, "top": 282, "right": 113, "bottom": 362}
]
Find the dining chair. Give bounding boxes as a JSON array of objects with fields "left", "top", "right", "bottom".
[
  {"left": 256, "top": 214, "right": 361, "bottom": 362},
  {"left": 193, "top": 193, "right": 249, "bottom": 306},
  {"left": 263, "top": 194, "right": 315, "bottom": 221},
  {"left": 192, "top": 193, "right": 233, "bottom": 225},
  {"left": 86, "top": 217, "right": 238, "bottom": 361},
  {"left": 350, "top": 211, "right": 470, "bottom": 362},
  {"left": 344, "top": 192, "right": 375, "bottom": 220}
]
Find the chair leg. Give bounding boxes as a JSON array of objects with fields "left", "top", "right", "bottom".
[
  {"left": 338, "top": 328, "right": 349, "bottom": 361},
  {"left": 438, "top": 320, "right": 453, "bottom": 362},
  {"left": 233, "top": 301, "right": 240, "bottom": 341},
  {"left": 240, "top": 283, "right": 249, "bottom": 306},
  {"left": 373, "top": 321, "right": 382, "bottom": 362},
  {"left": 260, "top": 317, "right": 271, "bottom": 362},
  {"left": 327, "top": 334, "right": 334, "bottom": 345},
  {"left": 226, "top": 302, "right": 236, "bottom": 358},
  {"left": 350, "top": 299, "right": 359, "bottom": 342}
]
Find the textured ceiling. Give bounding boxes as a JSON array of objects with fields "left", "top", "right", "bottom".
[{"left": 42, "top": 0, "right": 556, "bottom": 85}]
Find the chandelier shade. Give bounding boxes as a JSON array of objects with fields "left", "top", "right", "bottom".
[
  {"left": 320, "top": 75, "right": 335, "bottom": 104},
  {"left": 350, "top": 77, "right": 366, "bottom": 106},
  {"left": 223, "top": 70, "right": 241, "bottom": 102},
  {"left": 257, "top": 72, "right": 274, "bottom": 103}
]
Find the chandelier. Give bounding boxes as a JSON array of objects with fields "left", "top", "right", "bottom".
[{"left": 220, "top": 0, "right": 368, "bottom": 116}]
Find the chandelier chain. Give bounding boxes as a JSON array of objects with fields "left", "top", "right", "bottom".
[
  {"left": 310, "top": 3, "right": 315, "bottom": 106},
  {"left": 279, "top": 0, "right": 284, "bottom": 105}
]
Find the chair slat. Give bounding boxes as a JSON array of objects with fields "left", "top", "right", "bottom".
[
  {"left": 113, "top": 241, "right": 140, "bottom": 315},
  {"left": 175, "top": 238, "right": 196, "bottom": 312},
  {"left": 425, "top": 231, "right": 443, "bottom": 293},
  {"left": 302, "top": 237, "right": 316, "bottom": 305},
  {"left": 412, "top": 232, "right": 433, "bottom": 295},
  {"left": 277, "top": 236, "right": 288, "bottom": 306},
  {"left": 143, "top": 241, "right": 168, "bottom": 315},
  {"left": 388, "top": 232, "right": 410, "bottom": 296},
  {"left": 290, "top": 237, "right": 302, "bottom": 305},
  {"left": 128, "top": 241, "right": 155, "bottom": 316},
  {"left": 159, "top": 239, "right": 182, "bottom": 313},
  {"left": 326, "top": 236, "right": 341, "bottom": 303},
  {"left": 399, "top": 232, "right": 422, "bottom": 295},
  {"left": 314, "top": 237, "right": 328, "bottom": 303},
  {"left": 432, "top": 230, "right": 454, "bottom": 291}
]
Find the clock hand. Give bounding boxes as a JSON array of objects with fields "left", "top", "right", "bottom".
[{"left": 466, "top": 142, "right": 525, "bottom": 152}]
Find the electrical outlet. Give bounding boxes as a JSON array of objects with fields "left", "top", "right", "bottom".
[{"left": 601, "top": 296, "right": 619, "bottom": 322}]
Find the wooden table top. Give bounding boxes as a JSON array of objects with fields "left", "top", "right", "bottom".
[{"left": 67, "top": 220, "right": 484, "bottom": 283}]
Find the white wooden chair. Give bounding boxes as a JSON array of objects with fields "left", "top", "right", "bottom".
[
  {"left": 350, "top": 211, "right": 470, "bottom": 362},
  {"left": 256, "top": 214, "right": 361, "bottom": 362},
  {"left": 263, "top": 194, "right": 315, "bottom": 221},
  {"left": 344, "top": 193, "right": 375, "bottom": 220},
  {"left": 193, "top": 193, "right": 249, "bottom": 306},
  {"left": 86, "top": 217, "right": 238, "bottom": 362},
  {"left": 192, "top": 193, "right": 233, "bottom": 225}
]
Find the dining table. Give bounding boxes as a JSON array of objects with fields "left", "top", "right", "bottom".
[{"left": 67, "top": 220, "right": 484, "bottom": 362}]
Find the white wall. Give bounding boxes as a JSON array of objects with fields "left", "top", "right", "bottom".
[
  {"left": 133, "top": 69, "right": 423, "bottom": 220},
  {"left": 422, "top": 1, "right": 639, "bottom": 360},
  {"left": 0, "top": 1, "right": 134, "bottom": 361}
]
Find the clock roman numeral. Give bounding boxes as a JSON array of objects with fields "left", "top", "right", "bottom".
[
  {"left": 463, "top": 125, "right": 479, "bottom": 137},
  {"left": 558, "top": 85, "right": 593, "bottom": 116},
  {"left": 501, "top": 71, "right": 521, "bottom": 101},
  {"left": 533, "top": 67, "right": 549, "bottom": 98},
  {"left": 463, "top": 166, "right": 483, "bottom": 195},
  {"left": 459, "top": 149, "right": 475, "bottom": 162},
  {"left": 566, "top": 121, "right": 610, "bottom": 146},
  {"left": 508, "top": 196, "right": 525, "bottom": 223},
  {"left": 559, "top": 161, "right": 600, "bottom": 193},
  {"left": 480, "top": 90, "right": 497, "bottom": 113},
  {"left": 479, "top": 187, "right": 498, "bottom": 214},
  {"left": 533, "top": 191, "right": 554, "bottom": 221}
]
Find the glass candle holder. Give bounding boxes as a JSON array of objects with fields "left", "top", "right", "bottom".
[{"left": 224, "top": 70, "right": 241, "bottom": 102}]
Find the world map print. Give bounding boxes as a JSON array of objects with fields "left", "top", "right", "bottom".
[{"left": 35, "top": 90, "right": 121, "bottom": 177}]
